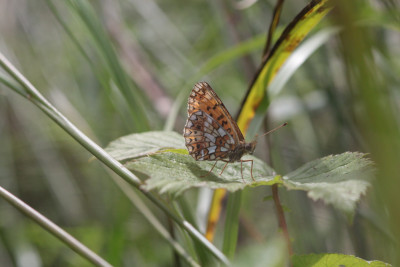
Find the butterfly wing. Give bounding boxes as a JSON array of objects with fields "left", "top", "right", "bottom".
[{"left": 183, "top": 82, "right": 244, "bottom": 161}]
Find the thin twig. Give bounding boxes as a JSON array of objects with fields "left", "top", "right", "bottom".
[{"left": 263, "top": 117, "right": 292, "bottom": 262}]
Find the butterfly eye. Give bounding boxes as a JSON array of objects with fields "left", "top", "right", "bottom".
[
  {"left": 245, "top": 144, "right": 252, "bottom": 152},
  {"left": 245, "top": 142, "right": 256, "bottom": 154}
]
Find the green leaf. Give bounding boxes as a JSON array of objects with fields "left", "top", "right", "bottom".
[
  {"left": 126, "top": 153, "right": 280, "bottom": 197},
  {"left": 106, "top": 131, "right": 279, "bottom": 196},
  {"left": 292, "top": 253, "right": 391, "bottom": 267},
  {"left": 105, "top": 131, "right": 374, "bottom": 212},
  {"left": 283, "top": 152, "right": 374, "bottom": 213},
  {"left": 105, "top": 131, "right": 186, "bottom": 161}
]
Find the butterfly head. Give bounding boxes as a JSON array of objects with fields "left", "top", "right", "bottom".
[{"left": 245, "top": 139, "right": 257, "bottom": 155}]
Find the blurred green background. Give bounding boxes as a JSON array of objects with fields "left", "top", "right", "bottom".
[{"left": 0, "top": 0, "right": 399, "bottom": 266}]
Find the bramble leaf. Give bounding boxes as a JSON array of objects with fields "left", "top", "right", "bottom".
[
  {"left": 292, "top": 253, "right": 391, "bottom": 267},
  {"left": 105, "top": 131, "right": 185, "bottom": 161},
  {"left": 105, "top": 131, "right": 374, "bottom": 212},
  {"left": 283, "top": 152, "right": 374, "bottom": 213}
]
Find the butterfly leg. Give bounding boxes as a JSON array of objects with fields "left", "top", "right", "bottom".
[
  {"left": 219, "top": 160, "right": 230, "bottom": 175},
  {"left": 240, "top": 159, "right": 255, "bottom": 182},
  {"left": 240, "top": 160, "right": 245, "bottom": 183},
  {"left": 201, "top": 160, "right": 218, "bottom": 178}
]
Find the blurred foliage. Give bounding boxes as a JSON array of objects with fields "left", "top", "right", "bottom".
[{"left": 0, "top": 0, "right": 399, "bottom": 266}]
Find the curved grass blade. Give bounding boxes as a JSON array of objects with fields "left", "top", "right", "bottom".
[
  {"left": 237, "top": 0, "right": 333, "bottom": 133},
  {"left": 0, "top": 185, "right": 112, "bottom": 267},
  {"left": 61, "top": 0, "right": 151, "bottom": 131},
  {"left": 205, "top": 189, "right": 227, "bottom": 242},
  {"left": 247, "top": 27, "right": 339, "bottom": 137},
  {"left": 262, "top": 0, "right": 285, "bottom": 58}
]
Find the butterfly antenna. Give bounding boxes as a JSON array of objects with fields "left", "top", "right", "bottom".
[{"left": 259, "top": 122, "right": 288, "bottom": 137}]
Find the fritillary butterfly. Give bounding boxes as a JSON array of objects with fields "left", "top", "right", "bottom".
[
  {"left": 183, "top": 82, "right": 287, "bottom": 182},
  {"left": 182, "top": 82, "right": 256, "bottom": 182}
]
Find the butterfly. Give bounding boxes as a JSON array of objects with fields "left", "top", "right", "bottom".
[{"left": 183, "top": 82, "right": 286, "bottom": 182}]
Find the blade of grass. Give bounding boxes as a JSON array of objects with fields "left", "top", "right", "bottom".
[
  {"left": 66, "top": 0, "right": 151, "bottom": 131},
  {"left": 237, "top": 0, "right": 333, "bottom": 133},
  {"left": 262, "top": 0, "right": 285, "bottom": 59},
  {"left": 0, "top": 185, "right": 113, "bottom": 267},
  {"left": 115, "top": 179, "right": 200, "bottom": 267},
  {"left": 205, "top": 189, "right": 227, "bottom": 241},
  {"left": 222, "top": 191, "right": 242, "bottom": 258},
  {"left": 174, "top": 197, "right": 214, "bottom": 265},
  {"left": 0, "top": 52, "right": 229, "bottom": 266},
  {"left": 163, "top": 89, "right": 186, "bottom": 131},
  {"left": 268, "top": 27, "right": 339, "bottom": 99},
  {"left": 247, "top": 27, "right": 339, "bottom": 138},
  {"left": 46, "top": 0, "right": 145, "bottom": 132}
]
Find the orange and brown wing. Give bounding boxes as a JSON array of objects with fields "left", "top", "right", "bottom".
[{"left": 183, "top": 82, "right": 243, "bottom": 161}]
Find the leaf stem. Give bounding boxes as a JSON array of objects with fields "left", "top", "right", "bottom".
[{"left": 271, "top": 184, "right": 293, "bottom": 257}]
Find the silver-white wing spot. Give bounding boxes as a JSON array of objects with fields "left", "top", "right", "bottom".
[
  {"left": 204, "top": 132, "right": 216, "bottom": 143},
  {"left": 207, "top": 146, "right": 217, "bottom": 154},
  {"left": 186, "top": 120, "right": 194, "bottom": 127},
  {"left": 202, "top": 112, "right": 236, "bottom": 148},
  {"left": 217, "top": 127, "right": 227, "bottom": 137}
]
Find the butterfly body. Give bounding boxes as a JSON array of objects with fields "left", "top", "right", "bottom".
[
  {"left": 183, "top": 82, "right": 256, "bottom": 181},
  {"left": 228, "top": 140, "right": 257, "bottom": 162}
]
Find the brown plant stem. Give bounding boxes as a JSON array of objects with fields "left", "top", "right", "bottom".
[
  {"left": 272, "top": 184, "right": 293, "bottom": 258},
  {"left": 263, "top": 117, "right": 292, "bottom": 261}
]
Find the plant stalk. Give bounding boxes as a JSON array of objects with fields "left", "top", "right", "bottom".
[{"left": 272, "top": 184, "right": 293, "bottom": 257}]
